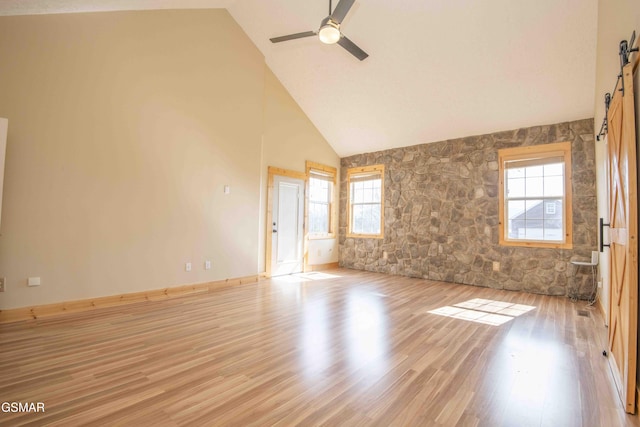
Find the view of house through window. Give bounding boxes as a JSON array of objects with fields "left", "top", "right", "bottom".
[
  {"left": 506, "top": 161, "right": 564, "bottom": 240},
  {"left": 499, "top": 142, "right": 572, "bottom": 248},
  {"left": 347, "top": 165, "right": 384, "bottom": 238}
]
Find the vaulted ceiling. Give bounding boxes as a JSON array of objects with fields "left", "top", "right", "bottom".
[{"left": 0, "top": 0, "right": 599, "bottom": 157}]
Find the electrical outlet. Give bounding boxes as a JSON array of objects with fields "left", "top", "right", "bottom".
[
  {"left": 28, "top": 277, "right": 41, "bottom": 286},
  {"left": 205, "top": 260, "right": 211, "bottom": 270},
  {"left": 185, "top": 262, "right": 192, "bottom": 272},
  {"left": 0, "top": 277, "right": 5, "bottom": 292},
  {"left": 492, "top": 262, "right": 500, "bottom": 272}
]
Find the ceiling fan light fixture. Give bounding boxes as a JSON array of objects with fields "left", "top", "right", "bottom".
[
  {"left": 270, "top": 0, "right": 368, "bottom": 60},
  {"left": 319, "top": 20, "right": 340, "bottom": 44}
]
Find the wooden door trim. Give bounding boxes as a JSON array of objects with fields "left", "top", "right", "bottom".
[
  {"left": 265, "top": 166, "right": 308, "bottom": 278},
  {"left": 621, "top": 61, "right": 638, "bottom": 413}
]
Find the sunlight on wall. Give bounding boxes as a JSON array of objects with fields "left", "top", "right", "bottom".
[{"left": 428, "top": 298, "right": 536, "bottom": 326}]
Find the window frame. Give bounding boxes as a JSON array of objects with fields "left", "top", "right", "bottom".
[
  {"left": 498, "top": 142, "right": 573, "bottom": 249},
  {"left": 346, "top": 164, "right": 385, "bottom": 239},
  {"left": 305, "top": 161, "right": 337, "bottom": 239}
]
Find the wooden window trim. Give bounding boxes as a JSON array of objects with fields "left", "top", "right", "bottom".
[
  {"left": 346, "top": 164, "right": 385, "bottom": 239},
  {"left": 306, "top": 161, "right": 337, "bottom": 239},
  {"left": 498, "top": 142, "right": 573, "bottom": 249}
]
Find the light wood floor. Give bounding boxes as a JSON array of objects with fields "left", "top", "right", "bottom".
[{"left": 1, "top": 268, "right": 638, "bottom": 426}]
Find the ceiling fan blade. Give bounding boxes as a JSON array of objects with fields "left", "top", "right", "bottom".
[
  {"left": 337, "top": 35, "right": 368, "bottom": 61},
  {"left": 330, "top": 0, "right": 355, "bottom": 24},
  {"left": 270, "top": 31, "right": 317, "bottom": 43}
]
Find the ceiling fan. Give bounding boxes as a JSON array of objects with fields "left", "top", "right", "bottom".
[{"left": 269, "top": 0, "right": 369, "bottom": 61}]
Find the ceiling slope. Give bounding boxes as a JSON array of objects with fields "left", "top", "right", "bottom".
[
  {"left": 229, "top": 0, "right": 598, "bottom": 156},
  {"left": 0, "top": 0, "right": 599, "bottom": 157}
]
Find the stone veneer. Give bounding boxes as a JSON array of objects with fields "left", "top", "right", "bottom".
[{"left": 339, "top": 119, "right": 597, "bottom": 298}]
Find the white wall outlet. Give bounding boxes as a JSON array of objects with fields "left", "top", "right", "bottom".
[
  {"left": 224, "top": 185, "right": 230, "bottom": 194},
  {"left": 28, "top": 277, "right": 41, "bottom": 286},
  {"left": 0, "top": 277, "right": 5, "bottom": 292},
  {"left": 205, "top": 260, "right": 211, "bottom": 270},
  {"left": 492, "top": 262, "right": 500, "bottom": 272},
  {"left": 185, "top": 262, "right": 192, "bottom": 272},
  {"left": 598, "top": 280, "right": 603, "bottom": 289}
]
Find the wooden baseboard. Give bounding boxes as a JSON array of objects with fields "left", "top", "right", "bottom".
[
  {"left": 307, "top": 262, "right": 339, "bottom": 272},
  {"left": 0, "top": 274, "right": 260, "bottom": 324}
]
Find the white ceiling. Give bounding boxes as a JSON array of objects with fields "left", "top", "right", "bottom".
[{"left": 0, "top": 0, "right": 599, "bottom": 157}]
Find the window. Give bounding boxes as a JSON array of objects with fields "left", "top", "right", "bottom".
[
  {"left": 306, "top": 161, "right": 336, "bottom": 238},
  {"left": 545, "top": 203, "right": 556, "bottom": 215},
  {"left": 498, "top": 142, "right": 572, "bottom": 248},
  {"left": 347, "top": 165, "right": 384, "bottom": 238}
]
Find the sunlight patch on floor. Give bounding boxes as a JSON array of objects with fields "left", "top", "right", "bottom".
[
  {"left": 428, "top": 298, "right": 536, "bottom": 326},
  {"left": 272, "top": 271, "right": 341, "bottom": 284},
  {"left": 294, "top": 272, "right": 342, "bottom": 280}
]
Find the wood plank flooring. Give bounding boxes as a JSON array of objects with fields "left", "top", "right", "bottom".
[{"left": 0, "top": 268, "right": 638, "bottom": 426}]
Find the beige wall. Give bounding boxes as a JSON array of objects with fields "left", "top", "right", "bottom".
[
  {"left": 260, "top": 69, "right": 340, "bottom": 272},
  {"left": 0, "top": 10, "right": 338, "bottom": 309},
  {"left": 593, "top": 0, "right": 640, "bottom": 321}
]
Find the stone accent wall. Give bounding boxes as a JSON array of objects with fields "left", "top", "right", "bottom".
[{"left": 339, "top": 119, "right": 597, "bottom": 297}]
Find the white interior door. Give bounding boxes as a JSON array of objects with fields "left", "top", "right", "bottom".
[{"left": 271, "top": 175, "right": 304, "bottom": 276}]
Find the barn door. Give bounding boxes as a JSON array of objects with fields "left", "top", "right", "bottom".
[{"left": 606, "top": 60, "right": 638, "bottom": 414}]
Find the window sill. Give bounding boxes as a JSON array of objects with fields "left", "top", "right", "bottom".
[
  {"left": 347, "top": 233, "right": 384, "bottom": 239},
  {"left": 499, "top": 239, "right": 573, "bottom": 249},
  {"left": 308, "top": 234, "right": 336, "bottom": 241}
]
